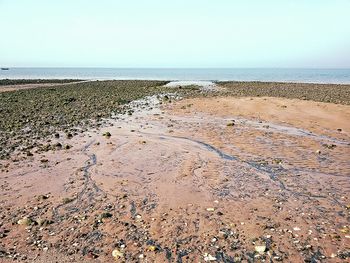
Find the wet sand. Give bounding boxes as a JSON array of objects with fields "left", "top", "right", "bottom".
[{"left": 0, "top": 94, "right": 350, "bottom": 262}]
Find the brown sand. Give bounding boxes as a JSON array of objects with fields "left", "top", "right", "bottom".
[{"left": 0, "top": 96, "right": 349, "bottom": 262}]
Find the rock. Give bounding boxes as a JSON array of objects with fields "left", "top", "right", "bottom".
[
  {"left": 98, "top": 212, "right": 112, "bottom": 220},
  {"left": 206, "top": 208, "right": 215, "bottom": 212},
  {"left": 62, "top": 197, "right": 73, "bottom": 204},
  {"left": 103, "top": 132, "right": 111, "bottom": 138},
  {"left": 37, "top": 218, "right": 53, "bottom": 226},
  {"left": 148, "top": 245, "right": 157, "bottom": 251},
  {"left": 339, "top": 227, "right": 349, "bottom": 234},
  {"left": 322, "top": 143, "right": 336, "bottom": 149},
  {"left": 234, "top": 256, "right": 242, "bottom": 262},
  {"left": 226, "top": 122, "right": 235, "bottom": 127},
  {"left": 112, "top": 249, "right": 124, "bottom": 259},
  {"left": 273, "top": 159, "right": 283, "bottom": 164},
  {"left": 64, "top": 144, "right": 71, "bottom": 150},
  {"left": 135, "top": 214, "right": 142, "bottom": 219},
  {"left": 147, "top": 245, "right": 157, "bottom": 251},
  {"left": 293, "top": 227, "right": 301, "bottom": 231},
  {"left": 204, "top": 253, "right": 217, "bottom": 261},
  {"left": 17, "top": 217, "right": 33, "bottom": 226},
  {"left": 0, "top": 228, "right": 9, "bottom": 238},
  {"left": 55, "top": 142, "right": 62, "bottom": 148},
  {"left": 255, "top": 245, "right": 266, "bottom": 254},
  {"left": 87, "top": 252, "right": 99, "bottom": 259}
]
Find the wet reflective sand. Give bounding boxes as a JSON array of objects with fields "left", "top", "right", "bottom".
[{"left": 0, "top": 96, "right": 349, "bottom": 262}]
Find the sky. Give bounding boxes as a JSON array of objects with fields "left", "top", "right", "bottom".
[{"left": 0, "top": 0, "right": 350, "bottom": 68}]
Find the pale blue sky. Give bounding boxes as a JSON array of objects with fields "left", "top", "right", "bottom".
[{"left": 1, "top": 0, "right": 349, "bottom": 68}]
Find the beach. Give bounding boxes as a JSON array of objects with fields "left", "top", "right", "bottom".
[{"left": 0, "top": 80, "right": 349, "bottom": 262}]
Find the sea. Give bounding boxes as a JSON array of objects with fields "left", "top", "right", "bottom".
[{"left": 1, "top": 68, "right": 350, "bottom": 84}]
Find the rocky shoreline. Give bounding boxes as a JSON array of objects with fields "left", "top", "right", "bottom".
[{"left": 0, "top": 80, "right": 349, "bottom": 262}]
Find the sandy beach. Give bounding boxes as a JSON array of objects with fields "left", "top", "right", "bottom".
[{"left": 0, "top": 81, "right": 350, "bottom": 262}]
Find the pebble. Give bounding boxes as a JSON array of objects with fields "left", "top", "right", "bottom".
[
  {"left": 255, "top": 245, "right": 266, "bottom": 254},
  {"left": 204, "top": 253, "right": 217, "bottom": 261},
  {"left": 103, "top": 132, "right": 111, "bottom": 138},
  {"left": 136, "top": 214, "right": 142, "bottom": 219},
  {"left": 148, "top": 245, "right": 157, "bottom": 251},
  {"left": 112, "top": 249, "right": 124, "bottom": 259},
  {"left": 206, "top": 208, "right": 215, "bottom": 212},
  {"left": 17, "top": 217, "right": 33, "bottom": 226}
]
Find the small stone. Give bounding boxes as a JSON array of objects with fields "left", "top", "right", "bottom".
[
  {"left": 55, "top": 142, "right": 62, "bottom": 148},
  {"left": 37, "top": 218, "right": 53, "bottom": 226},
  {"left": 98, "top": 212, "right": 112, "bottom": 220},
  {"left": 339, "top": 227, "right": 349, "bottom": 234},
  {"left": 255, "top": 245, "right": 266, "bottom": 254},
  {"left": 293, "top": 227, "right": 301, "bottom": 231},
  {"left": 64, "top": 144, "right": 71, "bottom": 150},
  {"left": 322, "top": 143, "right": 336, "bottom": 149},
  {"left": 112, "top": 249, "right": 124, "bottom": 259},
  {"left": 62, "top": 197, "right": 73, "bottom": 204},
  {"left": 148, "top": 245, "right": 157, "bottom": 251},
  {"left": 87, "top": 252, "right": 98, "bottom": 259},
  {"left": 17, "top": 217, "right": 33, "bottom": 226},
  {"left": 204, "top": 253, "right": 217, "bottom": 261},
  {"left": 103, "top": 132, "right": 111, "bottom": 138},
  {"left": 234, "top": 256, "right": 242, "bottom": 262}
]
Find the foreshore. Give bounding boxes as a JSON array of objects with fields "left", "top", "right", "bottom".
[{"left": 0, "top": 80, "right": 349, "bottom": 262}]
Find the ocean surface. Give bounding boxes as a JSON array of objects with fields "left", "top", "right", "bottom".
[{"left": 1, "top": 68, "right": 350, "bottom": 84}]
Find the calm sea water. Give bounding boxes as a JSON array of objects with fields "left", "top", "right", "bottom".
[{"left": 1, "top": 68, "right": 350, "bottom": 84}]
